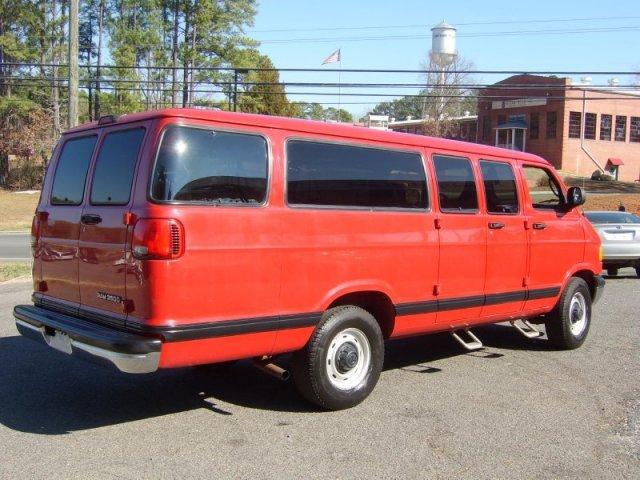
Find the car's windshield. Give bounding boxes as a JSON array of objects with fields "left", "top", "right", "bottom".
[{"left": 584, "top": 211, "right": 640, "bottom": 224}]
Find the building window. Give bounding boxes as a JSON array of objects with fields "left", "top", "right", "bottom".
[
  {"left": 546, "top": 111, "right": 557, "bottom": 139},
  {"left": 482, "top": 116, "right": 491, "bottom": 142},
  {"left": 584, "top": 113, "right": 597, "bottom": 140},
  {"left": 530, "top": 112, "right": 539, "bottom": 139},
  {"left": 497, "top": 114, "right": 506, "bottom": 126},
  {"left": 630, "top": 117, "right": 640, "bottom": 143},
  {"left": 568, "top": 112, "right": 582, "bottom": 138},
  {"left": 600, "top": 114, "right": 612, "bottom": 141},
  {"left": 615, "top": 116, "right": 627, "bottom": 142}
]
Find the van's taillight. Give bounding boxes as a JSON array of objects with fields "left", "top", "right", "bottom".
[
  {"left": 132, "top": 219, "right": 184, "bottom": 260},
  {"left": 30, "top": 215, "right": 39, "bottom": 255},
  {"left": 30, "top": 211, "right": 47, "bottom": 255}
]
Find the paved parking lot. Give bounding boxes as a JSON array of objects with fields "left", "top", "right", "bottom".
[{"left": 1, "top": 272, "right": 639, "bottom": 479}]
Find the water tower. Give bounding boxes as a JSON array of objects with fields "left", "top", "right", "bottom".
[
  {"left": 428, "top": 21, "right": 458, "bottom": 120},
  {"left": 430, "top": 21, "right": 457, "bottom": 68}
]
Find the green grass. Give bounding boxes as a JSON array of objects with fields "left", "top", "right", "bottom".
[{"left": 0, "top": 263, "right": 32, "bottom": 282}]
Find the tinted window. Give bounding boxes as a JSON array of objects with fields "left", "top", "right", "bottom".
[
  {"left": 433, "top": 155, "right": 478, "bottom": 212},
  {"left": 152, "top": 126, "right": 268, "bottom": 204},
  {"left": 91, "top": 129, "right": 145, "bottom": 205},
  {"left": 51, "top": 136, "right": 97, "bottom": 205},
  {"left": 480, "top": 161, "right": 519, "bottom": 214},
  {"left": 523, "top": 165, "right": 564, "bottom": 209},
  {"left": 584, "top": 212, "right": 640, "bottom": 224},
  {"left": 287, "top": 141, "right": 427, "bottom": 209}
]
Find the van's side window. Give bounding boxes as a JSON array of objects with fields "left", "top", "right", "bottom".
[
  {"left": 433, "top": 155, "right": 478, "bottom": 212},
  {"left": 523, "top": 165, "right": 564, "bottom": 209},
  {"left": 151, "top": 126, "right": 268, "bottom": 204},
  {"left": 479, "top": 160, "right": 519, "bottom": 214},
  {"left": 287, "top": 140, "right": 428, "bottom": 209},
  {"left": 90, "top": 128, "right": 145, "bottom": 205},
  {"left": 50, "top": 136, "right": 97, "bottom": 205}
]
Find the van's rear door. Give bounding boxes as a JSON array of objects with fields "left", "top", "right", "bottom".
[
  {"left": 40, "top": 134, "right": 98, "bottom": 312},
  {"left": 78, "top": 125, "right": 147, "bottom": 320}
]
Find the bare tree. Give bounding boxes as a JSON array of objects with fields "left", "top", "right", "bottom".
[{"left": 421, "top": 56, "right": 476, "bottom": 136}]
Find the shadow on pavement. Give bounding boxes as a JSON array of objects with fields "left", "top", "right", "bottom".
[{"left": 0, "top": 324, "right": 549, "bottom": 434}]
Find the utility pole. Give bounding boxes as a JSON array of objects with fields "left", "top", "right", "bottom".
[{"left": 68, "top": 0, "right": 79, "bottom": 127}]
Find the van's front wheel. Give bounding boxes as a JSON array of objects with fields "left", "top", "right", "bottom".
[
  {"left": 292, "top": 306, "right": 384, "bottom": 410},
  {"left": 545, "top": 277, "right": 592, "bottom": 350}
]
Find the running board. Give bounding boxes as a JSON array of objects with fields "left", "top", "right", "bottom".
[
  {"left": 451, "top": 329, "right": 483, "bottom": 351},
  {"left": 510, "top": 319, "right": 543, "bottom": 339}
]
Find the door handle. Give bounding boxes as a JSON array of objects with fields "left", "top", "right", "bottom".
[
  {"left": 488, "top": 222, "right": 505, "bottom": 230},
  {"left": 532, "top": 222, "right": 547, "bottom": 230},
  {"left": 81, "top": 214, "right": 102, "bottom": 225}
]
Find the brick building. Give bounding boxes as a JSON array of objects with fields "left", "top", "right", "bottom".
[{"left": 476, "top": 75, "right": 640, "bottom": 181}]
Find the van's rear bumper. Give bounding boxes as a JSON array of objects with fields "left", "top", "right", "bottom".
[{"left": 13, "top": 305, "right": 161, "bottom": 374}]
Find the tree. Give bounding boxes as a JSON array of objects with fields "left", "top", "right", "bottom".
[
  {"left": 324, "top": 107, "right": 353, "bottom": 123},
  {"left": 421, "top": 55, "right": 476, "bottom": 135},
  {"left": 371, "top": 93, "right": 424, "bottom": 120},
  {"left": 294, "top": 102, "right": 353, "bottom": 122},
  {"left": 0, "top": 97, "right": 53, "bottom": 187},
  {"left": 238, "top": 55, "right": 296, "bottom": 116}
]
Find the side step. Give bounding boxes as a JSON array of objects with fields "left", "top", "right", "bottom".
[
  {"left": 510, "top": 319, "right": 543, "bottom": 339},
  {"left": 451, "top": 329, "right": 483, "bottom": 351}
]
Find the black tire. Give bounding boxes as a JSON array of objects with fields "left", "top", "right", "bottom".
[
  {"left": 607, "top": 267, "right": 619, "bottom": 276},
  {"left": 292, "top": 306, "right": 384, "bottom": 410},
  {"left": 545, "top": 277, "right": 592, "bottom": 350},
  {"left": 635, "top": 265, "right": 640, "bottom": 278}
]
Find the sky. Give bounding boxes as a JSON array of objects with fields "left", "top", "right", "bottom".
[{"left": 248, "top": 0, "right": 640, "bottom": 117}]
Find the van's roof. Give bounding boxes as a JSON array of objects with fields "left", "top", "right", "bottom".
[{"left": 66, "top": 108, "right": 548, "bottom": 164}]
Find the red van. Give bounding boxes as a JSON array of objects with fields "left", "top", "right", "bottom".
[{"left": 15, "top": 109, "right": 604, "bottom": 410}]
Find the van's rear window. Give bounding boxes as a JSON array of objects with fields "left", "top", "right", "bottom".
[
  {"left": 151, "top": 126, "right": 268, "bottom": 205},
  {"left": 51, "top": 136, "right": 97, "bottom": 205}
]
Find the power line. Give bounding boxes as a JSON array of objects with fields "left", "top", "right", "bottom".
[
  {"left": 257, "top": 25, "right": 640, "bottom": 44},
  {"left": 4, "top": 75, "right": 640, "bottom": 91},
  {"left": 3, "top": 62, "right": 639, "bottom": 75},
  {"left": 7, "top": 81, "right": 640, "bottom": 101},
  {"left": 247, "top": 15, "right": 640, "bottom": 33}
]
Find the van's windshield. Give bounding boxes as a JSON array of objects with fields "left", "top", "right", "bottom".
[{"left": 151, "top": 125, "right": 268, "bottom": 204}]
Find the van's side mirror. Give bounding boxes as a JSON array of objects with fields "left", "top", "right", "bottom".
[{"left": 566, "top": 186, "right": 585, "bottom": 208}]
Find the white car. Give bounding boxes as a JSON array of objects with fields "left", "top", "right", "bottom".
[{"left": 584, "top": 211, "right": 640, "bottom": 277}]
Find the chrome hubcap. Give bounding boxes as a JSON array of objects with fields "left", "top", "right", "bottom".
[
  {"left": 326, "top": 328, "right": 371, "bottom": 390},
  {"left": 569, "top": 292, "right": 588, "bottom": 336}
]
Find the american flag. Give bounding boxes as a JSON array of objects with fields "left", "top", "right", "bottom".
[{"left": 322, "top": 49, "right": 341, "bottom": 65}]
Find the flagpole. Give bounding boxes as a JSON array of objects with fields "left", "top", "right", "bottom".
[{"left": 337, "top": 48, "right": 341, "bottom": 122}]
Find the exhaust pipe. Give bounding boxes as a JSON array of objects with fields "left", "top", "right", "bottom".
[{"left": 252, "top": 357, "right": 290, "bottom": 381}]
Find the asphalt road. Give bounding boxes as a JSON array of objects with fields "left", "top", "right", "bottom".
[
  {"left": 0, "top": 233, "right": 30, "bottom": 261},
  {"left": 1, "top": 272, "right": 639, "bottom": 479}
]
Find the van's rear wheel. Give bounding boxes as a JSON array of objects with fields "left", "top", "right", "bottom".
[
  {"left": 292, "top": 306, "right": 383, "bottom": 410},
  {"left": 545, "top": 277, "right": 592, "bottom": 350}
]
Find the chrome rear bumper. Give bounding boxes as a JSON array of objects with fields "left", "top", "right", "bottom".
[{"left": 14, "top": 305, "right": 161, "bottom": 374}]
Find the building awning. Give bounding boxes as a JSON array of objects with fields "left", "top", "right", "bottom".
[
  {"left": 495, "top": 120, "right": 528, "bottom": 130},
  {"left": 607, "top": 157, "right": 624, "bottom": 166}
]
